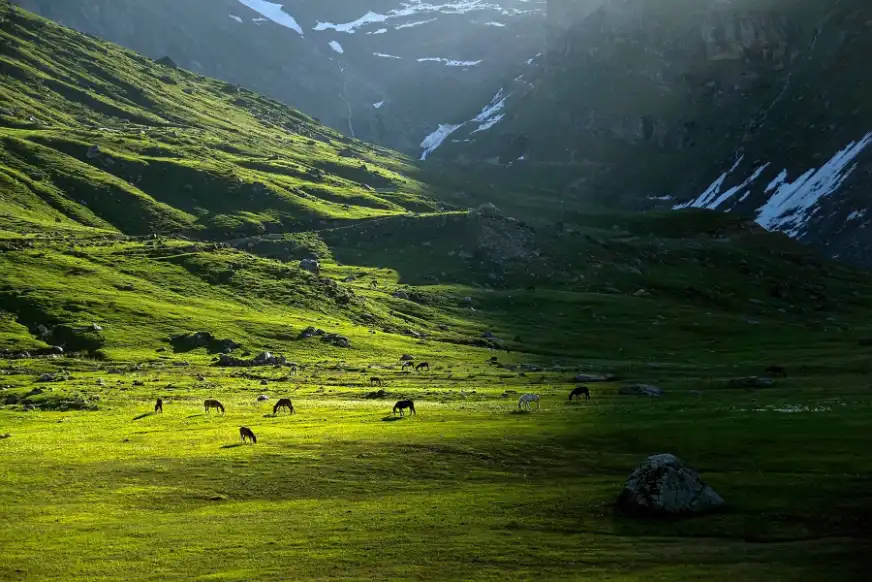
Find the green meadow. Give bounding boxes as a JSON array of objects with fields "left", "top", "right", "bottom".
[{"left": 1, "top": 2, "right": 871, "bottom": 580}]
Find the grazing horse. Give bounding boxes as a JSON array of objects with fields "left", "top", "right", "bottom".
[
  {"left": 154, "top": 398, "right": 163, "bottom": 413},
  {"left": 518, "top": 393, "right": 540, "bottom": 411},
  {"left": 393, "top": 400, "right": 416, "bottom": 416},
  {"left": 401, "top": 361, "right": 414, "bottom": 373},
  {"left": 765, "top": 365, "right": 787, "bottom": 378},
  {"left": 415, "top": 362, "right": 430, "bottom": 373},
  {"left": 273, "top": 398, "right": 295, "bottom": 415},
  {"left": 370, "top": 377, "right": 383, "bottom": 387},
  {"left": 569, "top": 386, "right": 590, "bottom": 401},
  {"left": 204, "top": 399, "right": 225, "bottom": 414},
  {"left": 239, "top": 426, "right": 257, "bottom": 444}
]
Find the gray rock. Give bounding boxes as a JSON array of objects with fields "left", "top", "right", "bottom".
[
  {"left": 256, "top": 394, "right": 270, "bottom": 401},
  {"left": 619, "top": 384, "right": 664, "bottom": 396},
  {"left": 299, "top": 259, "right": 321, "bottom": 274},
  {"left": 392, "top": 290, "right": 410, "bottom": 300},
  {"left": 617, "top": 454, "right": 724, "bottom": 515}
]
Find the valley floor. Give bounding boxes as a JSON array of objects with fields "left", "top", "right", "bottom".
[{"left": 1, "top": 362, "right": 870, "bottom": 581}]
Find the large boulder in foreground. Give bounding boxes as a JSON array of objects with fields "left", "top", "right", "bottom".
[{"left": 617, "top": 454, "right": 724, "bottom": 515}]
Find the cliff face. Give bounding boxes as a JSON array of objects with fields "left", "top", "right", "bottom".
[
  {"left": 12, "top": 0, "right": 545, "bottom": 153},
  {"left": 430, "top": 0, "right": 872, "bottom": 265}
]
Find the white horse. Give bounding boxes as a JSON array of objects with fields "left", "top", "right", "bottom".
[{"left": 518, "top": 393, "right": 540, "bottom": 411}]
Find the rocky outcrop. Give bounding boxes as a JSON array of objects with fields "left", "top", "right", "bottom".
[
  {"left": 436, "top": 0, "right": 872, "bottom": 266},
  {"left": 617, "top": 454, "right": 724, "bottom": 515}
]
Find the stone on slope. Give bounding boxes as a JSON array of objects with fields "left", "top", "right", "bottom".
[{"left": 617, "top": 454, "right": 724, "bottom": 515}]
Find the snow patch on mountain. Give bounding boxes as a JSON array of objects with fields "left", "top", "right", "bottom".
[
  {"left": 329, "top": 41, "right": 344, "bottom": 54},
  {"left": 470, "top": 88, "right": 507, "bottom": 133},
  {"left": 229, "top": 15, "right": 243, "bottom": 23},
  {"left": 674, "top": 132, "right": 872, "bottom": 238},
  {"left": 374, "top": 101, "right": 385, "bottom": 109},
  {"left": 396, "top": 19, "right": 437, "bottom": 29},
  {"left": 485, "top": 21, "right": 506, "bottom": 27},
  {"left": 368, "top": 28, "right": 388, "bottom": 34},
  {"left": 236, "top": 0, "right": 303, "bottom": 35},
  {"left": 313, "top": 2, "right": 516, "bottom": 34},
  {"left": 420, "top": 123, "right": 464, "bottom": 160},
  {"left": 417, "top": 57, "right": 482, "bottom": 66},
  {"left": 374, "top": 52, "right": 402, "bottom": 59},
  {"left": 756, "top": 132, "right": 872, "bottom": 236}
]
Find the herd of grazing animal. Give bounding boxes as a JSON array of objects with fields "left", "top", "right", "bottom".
[{"left": 141, "top": 356, "right": 787, "bottom": 446}]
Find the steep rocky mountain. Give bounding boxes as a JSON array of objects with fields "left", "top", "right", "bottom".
[
  {"left": 426, "top": 0, "right": 872, "bottom": 265},
  {"left": 12, "top": 0, "right": 545, "bottom": 153}
]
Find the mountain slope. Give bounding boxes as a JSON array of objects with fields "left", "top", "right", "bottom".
[
  {"left": 4, "top": 0, "right": 872, "bottom": 364},
  {"left": 0, "top": 0, "right": 448, "bottom": 239},
  {"left": 11, "top": 0, "right": 546, "bottom": 153},
  {"left": 427, "top": 0, "right": 872, "bottom": 265}
]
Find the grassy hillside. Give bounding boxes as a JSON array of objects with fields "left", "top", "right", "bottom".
[{"left": 2, "top": 3, "right": 872, "bottom": 580}]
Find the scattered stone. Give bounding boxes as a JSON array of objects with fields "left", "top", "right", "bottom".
[
  {"left": 260, "top": 379, "right": 269, "bottom": 386},
  {"left": 633, "top": 289, "right": 650, "bottom": 297},
  {"left": 36, "top": 371, "right": 69, "bottom": 383},
  {"left": 617, "top": 454, "right": 724, "bottom": 515},
  {"left": 322, "top": 334, "right": 350, "bottom": 348},
  {"left": 619, "top": 384, "right": 664, "bottom": 396},
  {"left": 364, "top": 389, "right": 387, "bottom": 399},
  {"left": 132, "top": 380, "right": 145, "bottom": 387},
  {"left": 257, "top": 394, "right": 270, "bottom": 401},
  {"left": 392, "top": 290, "right": 410, "bottom": 300},
  {"left": 299, "top": 258, "right": 321, "bottom": 274},
  {"left": 0, "top": 433, "right": 10, "bottom": 439}
]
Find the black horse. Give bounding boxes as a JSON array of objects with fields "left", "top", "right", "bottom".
[
  {"left": 393, "top": 400, "right": 416, "bottom": 416},
  {"left": 273, "top": 398, "right": 295, "bottom": 415},
  {"left": 415, "top": 362, "right": 430, "bottom": 373},
  {"left": 154, "top": 398, "right": 163, "bottom": 413},
  {"left": 239, "top": 426, "right": 257, "bottom": 444},
  {"left": 568, "top": 386, "right": 590, "bottom": 401}
]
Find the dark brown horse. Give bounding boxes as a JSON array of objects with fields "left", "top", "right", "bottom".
[
  {"left": 415, "top": 362, "right": 430, "bottom": 373},
  {"left": 569, "top": 386, "right": 590, "bottom": 401},
  {"left": 154, "top": 398, "right": 163, "bottom": 413},
  {"left": 204, "top": 399, "right": 225, "bottom": 414},
  {"left": 370, "top": 377, "right": 383, "bottom": 387},
  {"left": 401, "top": 361, "right": 414, "bottom": 373},
  {"left": 239, "top": 426, "right": 257, "bottom": 444},
  {"left": 393, "top": 400, "right": 416, "bottom": 416},
  {"left": 765, "top": 365, "right": 787, "bottom": 378},
  {"left": 273, "top": 398, "right": 295, "bottom": 415}
]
